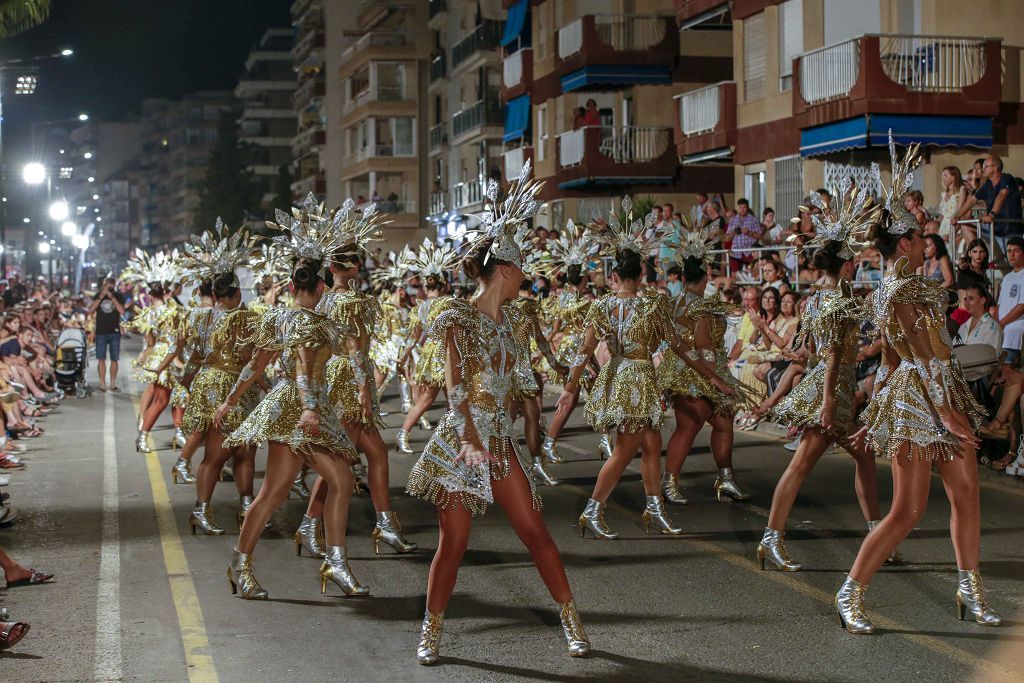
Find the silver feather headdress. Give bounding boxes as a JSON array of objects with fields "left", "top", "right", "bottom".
[
  {"left": 180, "top": 217, "right": 259, "bottom": 285},
  {"left": 370, "top": 250, "right": 413, "bottom": 289},
  {"left": 594, "top": 195, "right": 673, "bottom": 270},
  {"left": 792, "top": 177, "right": 881, "bottom": 260},
  {"left": 540, "top": 218, "right": 601, "bottom": 277},
  {"left": 463, "top": 159, "right": 543, "bottom": 269},
  {"left": 122, "top": 248, "right": 181, "bottom": 286},
  {"left": 329, "top": 198, "right": 388, "bottom": 268},
  {"left": 673, "top": 224, "right": 720, "bottom": 270},
  {"left": 264, "top": 193, "right": 342, "bottom": 268},
  {"left": 409, "top": 237, "right": 460, "bottom": 281},
  {"left": 870, "top": 129, "right": 923, "bottom": 236}
]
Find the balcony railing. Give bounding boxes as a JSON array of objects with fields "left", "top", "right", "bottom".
[
  {"left": 558, "top": 126, "right": 671, "bottom": 168},
  {"left": 453, "top": 179, "right": 485, "bottom": 209},
  {"left": 558, "top": 15, "right": 668, "bottom": 59},
  {"left": 429, "top": 122, "right": 447, "bottom": 151},
  {"left": 798, "top": 39, "right": 861, "bottom": 104},
  {"left": 291, "top": 29, "right": 324, "bottom": 62},
  {"left": 430, "top": 190, "right": 447, "bottom": 216},
  {"left": 503, "top": 48, "right": 531, "bottom": 88},
  {"left": 451, "top": 97, "right": 503, "bottom": 139},
  {"left": 341, "top": 30, "right": 411, "bottom": 65},
  {"left": 503, "top": 146, "right": 532, "bottom": 182},
  {"left": 292, "top": 77, "right": 325, "bottom": 107},
  {"left": 677, "top": 82, "right": 723, "bottom": 136},
  {"left": 375, "top": 199, "right": 416, "bottom": 214},
  {"left": 292, "top": 126, "right": 326, "bottom": 158},
  {"left": 348, "top": 142, "right": 416, "bottom": 163},
  {"left": 430, "top": 52, "right": 446, "bottom": 82},
  {"left": 343, "top": 85, "right": 408, "bottom": 114},
  {"left": 452, "top": 21, "right": 503, "bottom": 69}
]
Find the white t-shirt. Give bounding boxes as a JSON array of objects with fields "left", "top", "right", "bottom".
[
  {"left": 997, "top": 269, "right": 1024, "bottom": 351},
  {"left": 957, "top": 313, "right": 1003, "bottom": 352}
]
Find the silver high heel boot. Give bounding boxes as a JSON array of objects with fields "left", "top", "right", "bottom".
[
  {"left": 189, "top": 501, "right": 224, "bottom": 536},
  {"left": 714, "top": 467, "right": 750, "bottom": 501},
  {"left": 173, "top": 428, "right": 187, "bottom": 449},
  {"left": 757, "top": 528, "right": 801, "bottom": 571},
  {"left": 558, "top": 600, "right": 591, "bottom": 657},
  {"left": 661, "top": 472, "right": 688, "bottom": 505},
  {"left": 835, "top": 575, "right": 875, "bottom": 634},
  {"left": 135, "top": 431, "right": 154, "bottom": 454},
  {"left": 542, "top": 436, "right": 564, "bottom": 464},
  {"left": 294, "top": 515, "right": 326, "bottom": 558},
  {"left": 237, "top": 495, "right": 271, "bottom": 530},
  {"left": 418, "top": 415, "right": 433, "bottom": 431},
  {"left": 598, "top": 433, "right": 613, "bottom": 460},
  {"left": 290, "top": 472, "right": 311, "bottom": 499},
  {"left": 866, "top": 520, "right": 902, "bottom": 565},
  {"left": 396, "top": 429, "right": 414, "bottom": 454},
  {"left": 373, "top": 511, "right": 418, "bottom": 555},
  {"left": 416, "top": 610, "right": 444, "bottom": 665},
  {"left": 577, "top": 498, "right": 617, "bottom": 540},
  {"left": 531, "top": 457, "right": 561, "bottom": 487},
  {"left": 170, "top": 457, "right": 195, "bottom": 484},
  {"left": 400, "top": 378, "right": 412, "bottom": 413},
  {"left": 319, "top": 546, "right": 370, "bottom": 596},
  {"left": 227, "top": 549, "right": 268, "bottom": 600},
  {"left": 137, "top": 414, "right": 144, "bottom": 433},
  {"left": 641, "top": 495, "right": 683, "bottom": 535},
  {"left": 956, "top": 569, "right": 1002, "bottom": 626}
]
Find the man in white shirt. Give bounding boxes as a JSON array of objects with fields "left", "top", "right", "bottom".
[{"left": 996, "top": 236, "right": 1024, "bottom": 364}]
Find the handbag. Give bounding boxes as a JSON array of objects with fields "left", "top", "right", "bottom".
[{"left": 953, "top": 343, "right": 999, "bottom": 382}]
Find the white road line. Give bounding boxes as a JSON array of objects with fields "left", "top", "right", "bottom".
[{"left": 93, "top": 392, "right": 123, "bottom": 680}]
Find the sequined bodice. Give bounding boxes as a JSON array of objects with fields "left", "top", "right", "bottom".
[
  {"left": 874, "top": 263, "right": 953, "bottom": 363},
  {"left": 589, "top": 293, "right": 670, "bottom": 360},
  {"left": 470, "top": 312, "right": 517, "bottom": 409},
  {"left": 190, "top": 307, "right": 228, "bottom": 359},
  {"left": 204, "top": 309, "right": 254, "bottom": 374}
]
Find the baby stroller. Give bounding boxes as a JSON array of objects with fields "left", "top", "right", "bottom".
[{"left": 55, "top": 328, "right": 89, "bottom": 398}]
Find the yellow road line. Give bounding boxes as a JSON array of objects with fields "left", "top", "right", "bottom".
[{"left": 133, "top": 395, "right": 218, "bottom": 682}]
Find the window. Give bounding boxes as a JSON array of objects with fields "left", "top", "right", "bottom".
[
  {"left": 773, "top": 156, "right": 803, "bottom": 223},
  {"left": 744, "top": 169, "right": 766, "bottom": 217},
  {"left": 743, "top": 12, "right": 767, "bottom": 101},
  {"left": 536, "top": 104, "right": 547, "bottom": 162},
  {"left": 778, "top": 0, "right": 803, "bottom": 91}
]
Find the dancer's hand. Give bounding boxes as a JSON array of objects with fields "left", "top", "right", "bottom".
[
  {"left": 555, "top": 390, "right": 575, "bottom": 417},
  {"left": 848, "top": 426, "right": 869, "bottom": 452},
  {"left": 299, "top": 409, "right": 321, "bottom": 437},
  {"left": 457, "top": 440, "right": 493, "bottom": 466},
  {"left": 213, "top": 402, "right": 231, "bottom": 429},
  {"left": 358, "top": 386, "right": 373, "bottom": 421},
  {"left": 940, "top": 411, "right": 980, "bottom": 449},
  {"left": 816, "top": 398, "right": 834, "bottom": 433},
  {"left": 712, "top": 375, "right": 735, "bottom": 397}
]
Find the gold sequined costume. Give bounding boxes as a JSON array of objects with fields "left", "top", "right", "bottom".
[
  {"left": 544, "top": 290, "right": 593, "bottom": 390},
  {"left": 411, "top": 296, "right": 450, "bottom": 388},
  {"left": 406, "top": 299, "right": 541, "bottom": 516},
  {"left": 319, "top": 289, "right": 384, "bottom": 428},
  {"left": 506, "top": 296, "right": 554, "bottom": 400},
  {"left": 861, "top": 257, "right": 985, "bottom": 461},
  {"left": 131, "top": 300, "right": 184, "bottom": 389},
  {"left": 370, "top": 296, "right": 408, "bottom": 385},
  {"left": 169, "top": 303, "right": 210, "bottom": 408}
]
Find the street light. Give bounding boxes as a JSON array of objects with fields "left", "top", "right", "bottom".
[
  {"left": 77, "top": 113, "right": 88, "bottom": 121},
  {"left": 61, "top": 49, "right": 74, "bottom": 57},
  {"left": 83, "top": 152, "right": 92, "bottom": 159},
  {"left": 61, "top": 221, "right": 76, "bottom": 236},
  {"left": 72, "top": 234, "right": 89, "bottom": 250},
  {"left": 48, "top": 200, "right": 69, "bottom": 221},
  {"left": 38, "top": 241, "right": 50, "bottom": 254},
  {"left": 22, "top": 162, "right": 45, "bottom": 184}
]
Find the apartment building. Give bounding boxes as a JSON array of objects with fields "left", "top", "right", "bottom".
[
  {"left": 235, "top": 28, "right": 296, "bottom": 209},
  {"left": 676, "top": 0, "right": 1023, "bottom": 220},
  {"left": 291, "top": 0, "right": 328, "bottom": 201},
  {"left": 497, "top": 0, "right": 733, "bottom": 233}
]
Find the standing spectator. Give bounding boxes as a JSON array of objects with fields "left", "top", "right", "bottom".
[
  {"left": 88, "top": 277, "right": 125, "bottom": 392},
  {"left": 693, "top": 192, "right": 709, "bottom": 225},
  {"left": 727, "top": 198, "right": 763, "bottom": 274},
  {"left": 657, "top": 203, "right": 681, "bottom": 270},
  {"left": 939, "top": 166, "right": 969, "bottom": 240},
  {"left": 955, "top": 154, "right": 1022, "bottom": 250},
  {"left": 761, "top": 207, "right": 787, "bottom": 244},
  {"left": 582, "top": 98, "right": 600, "bottom": 127},
  {"left": 903, "top": 190, "right": 927, "bottom": 228},
  {"left": 572, "top": 107, "right": 585, "bottom": 130},
  {"left": 996, "top": 236, "right": 1024, "bottom": 365},
  {"left": 703, "top": 199, "right": 726, "bottom": 235},
  {"left": 919, "top": 234, "right": 955, "bottom": 288},
  {"left": 2, "top": 276, "right": 25, "bottom": 309}
]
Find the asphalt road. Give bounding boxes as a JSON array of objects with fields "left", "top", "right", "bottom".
[{"left": 2, "top": 342, "right": 1023, "bottom": 682}]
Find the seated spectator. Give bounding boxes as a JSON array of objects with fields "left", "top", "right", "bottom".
[
  {"left": 854, "top": 246, "right": 883, "bottom": 285},
  {"left": 759, "top": 257, "right": 790, "bottom": 293},
  {"left": 727, "top": 286, "right": 761, "bottom": 363},
  {"left": 735, "top": 288, "right": 799, "bottom": 429},
  {"left": 919, "top": 233, "right": 955, "bottom": 288},
  {"left": 665, "top": 265, "right": 683, "bottom": 297},
  {"left": 903, "top": 190, "right": 927, "bottom": 227},
  {"left": 957, "top": 283, "right": 1002, "bottom": 350},
  {"left": 996, "top": 236, "right": 1024, "bottom": 365},
  {"left": 959, "top": 238, "right": 992, "bottom": 280},
  {"left": 954, "top": 153, "right": 1022, "bottom": 251},
  {"left": 922, "top": 219, "right": 941, "bottom": 236}
]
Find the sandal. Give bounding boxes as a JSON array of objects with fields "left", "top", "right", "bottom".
[
  {"left": 0, "top": 457, "right": 25, "bottom": 470},
  {"left": 0, "top": 620, "right": 30, "bottom": 651},
  {"left": 979, "top": 419, "right": 1009, "bottom": 440},
  {"left": 990, "top": 453, "right": 1015, "bottom": 471},
  {"left": 5, "top": 568, "right": 53, "bottom": 588}
]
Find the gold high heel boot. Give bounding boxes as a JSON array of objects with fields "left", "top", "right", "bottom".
[
  {"left": 661, "top": 472, "right": 688, "bottom": 505},
  {"left": 418, "top": 415, "right": 433, "bottom": 431},
  {"left": 372, "top": 511, "right": 417, "bottom": 554},
  {"left": 558, "top": 600, "right": 591, "bottom": 657},
  {"left": 757, "top": 528, "right": 801, "bottom": 571},
  {"left": 399, "top": 378, "right": 412, "bottom": 413},
  {"left": 227, "top": 549, "right": 268, "bottom": 600},
  {"left": 956, "top": 569, "right": 1002, "bottom": 626},
  {"left": 319, "top": 545, "right": 370, "bottom": 596},
  {"left": 835, "top": 575, "right": 874, "bottom": 634},
  {"left": 396, "top": 429, "right": 414, "bottom": 454},
  {"left": 173, "top": 428, "right": 187, "bottom": 450},
  {"left": 714, "top": 467, "right": 750, "bottom": 501},
  {"left": 542, "top": 436, "right": 564, "bottom": 464},
  {"left": 294, "top": 515, "right": 326, "bottom": 558},
  {"left": 416, "top": 610, "right": 444, "bottom": 665},
  {"left": 598, "top": 433, "right": 613, "bottom": 460},
  {"left": 170, "top": 457, "right": 195, "bottom": 484},
  {"left": 530, "top": 457, "right": 561, "bottom": 487},
  {"left": 135, "top": 432, "right": 154, "bottom": 454},
  {"left": 578, "top": 498, "right": 617, "bottom": 540},
  {"left": 290, "top": 471, "right": 311, "bottom": 499},
  {"left": 189, "top": 501, "right": 224, "bottom": 536},
  {"left": 866, "top": 520, "right": 902, "bottom": 565},
  {"left": 641, "top": 495, "right": 683, "bottom": 535}
]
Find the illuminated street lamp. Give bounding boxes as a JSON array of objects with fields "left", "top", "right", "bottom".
[
  {"left": 72, "top": 233, "right": 89, "bottom": 250},
  {"left": 61, "top": 221, "right": 77, "bottom": 236},
  {"left": 38, "top": 241, "right": 50, "bottom": 254},
  {"left": 48, "top": 200, "right": 69, "bottom": 221},
  {"left": 22, "top": 162, "right": 46, "bottom": 185},
  {"left": 77, "top": 113, "right": 88, "bottom": 121}
]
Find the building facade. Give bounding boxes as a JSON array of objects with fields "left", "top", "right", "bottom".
[{"left": 290, "top": 0, "right": 328, "bottom": 201}]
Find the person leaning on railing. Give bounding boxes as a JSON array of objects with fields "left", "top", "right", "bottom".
[{"left": 953, "top": 154, "right": 1022, "bottom": 252}]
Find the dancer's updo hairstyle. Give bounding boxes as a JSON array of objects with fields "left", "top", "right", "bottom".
[
  {"left": 867, "top": 209, "right": 916, "bottom": 259},
  {"left": 198, "top": 279, "right": 213, "bottom": 298},
  {"left": 463, "top": 237, "right": 514, "bottom": 281},
  {"left": 212, "top": 272, "right": 239, "bottom": 299},
  {"left": 811, "top": 241, "right": 847, "bottom": 277},
  {"left": 681, "top": 256, "right": 708, "bottom": 284},
  {"left": 291, "top": 257, "right": 322, "bottom": 293},
  {"left": 612, "top": 249, "right": 643, "bottom": 280}
]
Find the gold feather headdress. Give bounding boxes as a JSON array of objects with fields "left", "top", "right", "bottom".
[
  {"left": 121, "top": 248, "right": 181, "bottom": 286},
  {"left": 540, "top": 218, "right": 601, "bottom": 277},
  {"left": 462, "top": 159, "right": 543, "bottom": 269},
  {"left": 792, "top": 177, "right": 881, "bottom": 260},
  {"left": 180, "top": 217, "right": 259, "bottom": 285},
  {"left": 673, "top": 224, "right": 720, "bottom": 270},
  {"left": 593, "top": 195, "right": 673, "bottom": 270},
  {"left": 870, "top": 129, "right": 923, "bottom": 236},
  {"left": 408, "top": 237, "right": 460, "bottom": 280}
]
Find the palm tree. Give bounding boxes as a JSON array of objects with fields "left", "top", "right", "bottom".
[{"left": 0, "top": 0, "right": 50, "bottom": 39}]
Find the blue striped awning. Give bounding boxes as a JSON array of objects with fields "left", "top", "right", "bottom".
[
  {"left": 560, "top": 66, "right": 672, "bottom": 93},
  {"left": 503, "top": 95, "right": 530, "bottom": 143},
  {"left": 800, "top": 114, "right": 993, "bottom": 157},
  {"left": 500, "top": 0, "right": 528, "bottom": 47}
]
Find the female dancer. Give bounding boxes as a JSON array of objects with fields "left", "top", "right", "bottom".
[
  {"left": 835, "top": 136, "right": 1000, "bottom": 633},
  {"left": 407, "top": 166, "right": 589, "bottom": 664},
  {"left": 658, "top": 229, "right": 753, "bottom": 506},
  {"left": 558, "top": 200, "right": 732, "bottom": 538},
  {"left": 756, "top": 183, "right": 884, "bottom": 570},
  {"left": 217, "top": 199, "right": 367, "bottom": 599},
  {"left": 294, "top": 216, "right": 417, "bottom": 559},
  {"left": 369, "top": 257, "right": 412, "bottom": 398},
  {"left": 396, "top": 240, "right": 459, "bottom": 453}
]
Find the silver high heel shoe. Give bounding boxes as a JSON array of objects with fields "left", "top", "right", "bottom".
[
  {"left": 290, "top": 472, "right": 311, "bottom": 500},
  {"left": 598, "top": 433, "right": 613, "bottom": 460},
  {"left": 294, "top": 515, "right": 326, "bottom": 558},
  {"left": 227, "top": 549, "right": 268, "bottom": 600},
  {"left": 530, "top": 458, "right": 561, "bottom": 487},
  {"left": 641, "top": 495, "right": 683, "bottom": 535},
  {"left": 135, "top": 432, "right": 154, "bottom": 454},
  {"left": 542, "top": 436, "right": 564, "bottom": 464},
  {"left": 319, "top": 545, "right": 369, "bottom": 596},
  {"left": 661, "top": 472, "right": 688, "bottom": 505},
  {"left": 399, "top": 379, "right": 412, "bottom": 414},
  {"left": 956, "top": 569, "right": 1002, "bottom": 626},
  {"left": 866, "top": 520, "right": 902, "bottom": 565},
  {"left": 757, "top": 528, "right": 801, "bottom": 571},
  {"left": 189, "top": 501, "right": 224, "bottom": 536},
  {"left": 416, "top": 610, "right": 444, "bottom": 665},
  {"left": 170, "top": 457, "right": 195, "bottom": 484},
  {"left": 835, "top": 575, "right": 874, "bottom": 634},
  {"left": 558, "top": 600, "right": 591, "bottom": 657},
  {"left": 417, "top": 415, "right": 433, "bottom": 431},
  {"left": 577, "top": 498, "right": 617, "bottom": 540},
  {"left": 396, "top": 429, "right": 414, "bottom": 454},
  {"left": 173, "top": 428, "right": 187, "bottom": 450},
  {"left": 372, "top": 511, "right": 417, "bottom": 554},
  {"left": 714, "top": 467, "right": 750, "bottom": 501}
]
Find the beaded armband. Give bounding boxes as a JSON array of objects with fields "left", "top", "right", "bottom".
[
  {"left": 349, "top": 351, "right": 368, "bottom": 386},
  {"left": 296, "top": 374, "right": 318, "bottom": 410},
  {"left": 227, "top": 366, "right": 256, "bottom": 401},
  {"left": 874, "top": 364, "right": 890, "bottom": 387},
  {"left": 684, "top": 349, "right": 700, "bottom": 361},
  {"left": 915, "top": 358, "right": 956, "bottom": 407}
]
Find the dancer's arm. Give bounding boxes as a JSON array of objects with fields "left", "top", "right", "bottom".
[
  {"left": 675, "top": 317, "right": 735, "bottom": 396},
  {"left": 213, "top": 349, "right": 275, "bottom": 428},
  {"left": 443, "top": 326, "right": 489, "bottom": 464}
]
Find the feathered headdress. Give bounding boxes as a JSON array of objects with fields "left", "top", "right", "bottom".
[
  {"left": 329, "top": 198, "right": 388, "bottom": 268},
  {"left": 264, "top": 193, "right": 347, "bottom": 268},
  {"left": 462, "top": 159, "right": 543, "bottom": 269},
  {"left": 673, "top": 225, "right": 720, "bottom": 270},
  {"left": 792, "top": 177, "right": 881, "bottom": 260},
  {"left": 409, "top": 237, "right": 460, "bottom": 280},
  {"left": 540, "top": 218, "right": 601, "bottom": 277},
  {"left": 250, "top": 243, "right": 290, "bottom": 282},
  {"left": 180, "top": 217, "right": 259, "bottom": 285},
  {"left": 593, "top": 195, "right": 673, "bottom": 270},
  {"left": 122, "top": 248, "right": 181, "bottom": 286},
  {"left": 370, "top": 251, "right": 412, "bottom": 289},
  {"left": 870, "top": 129, "right": 923, "bottom": 236}
]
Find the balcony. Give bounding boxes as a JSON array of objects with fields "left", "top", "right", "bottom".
[
  {"left": 674, "top": 0, "right": 731, "bottom": 30},
  {"left": 674, "top": 81, "right": 736, "bottom": 163},
  {"left": 291, "top": 173, "right": 326, "bottom": 198},
  {"left": 793, "top": 34, "right": 1001, "bottom": 129},
  {"left": 340, "top": 30, "right": 412, "bottom": 69},
  {"left": 345, "top": 142, "right": 416, "bottom": 166},
  {"left": 429, "top": 190, "right": 448, "bottom": 216},
  {"left": 429, "top": 0, "right": 447, "bottom": 25},
  {"left": 555, "top": 126, "right": 675, "bottom": 189},
  {"left": 450, "top": 96, "right": 503, "bottom": 141},
  {"left": 451, "top": 21, "right": 503, "bottom": 72},
  {"left": 291, "top": 29, "right": 324, "bottom": 63},
  {"left": 291, "top": 77, "right": 325, "bottom": 110},
  {"left": 555, "top": 15, "right": 677, "bottom": 90},
  {"left": 502, "top": 48, "right": 532, "bottom": 100},
  {"left": 429, "top": 122, "right": 447, "bottom": 153},
  {"left": 430, "top": 52, "right": 447, "bottom": 83},
  {"left": 343, "top": 84, "right": 411, "bottom": 116},
  {"left": 503, "top": 146, "right": 533, "bottom": 184},
  {"left": 452, "top": 179, "right": 485, "bottom": 209},
  {"left": 292, "top": 126, "right": 326, "bottom": 159}
]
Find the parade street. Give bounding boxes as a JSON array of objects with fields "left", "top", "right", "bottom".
[{"left": 1, "top": 344, "right": 1022, "bottom": 682}]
